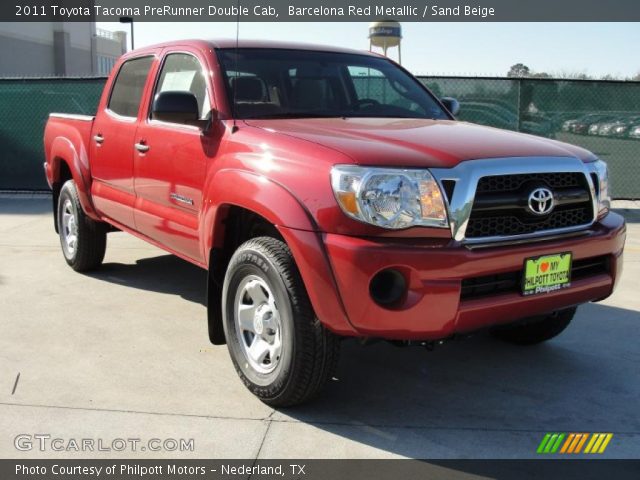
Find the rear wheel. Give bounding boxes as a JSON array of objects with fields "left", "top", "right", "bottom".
[
  {"left": 222, "top": 236, "right": 340, "bottom": 407},
  {"left": 491, "top": 307, "right": 577, "bottom": 345},
  {"left": 57, "top": 180, "right": 107, "bottom": 272}
]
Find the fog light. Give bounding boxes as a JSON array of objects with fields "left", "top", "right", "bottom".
[{"left": 369, "top": 269, "right": 407, "bottom": 307}]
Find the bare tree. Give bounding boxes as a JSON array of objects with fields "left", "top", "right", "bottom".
[{"left": 553, "top": 70, "right": 592, "bottom": 80}]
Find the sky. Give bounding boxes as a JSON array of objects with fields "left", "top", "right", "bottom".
[{"left": 97, "top": 22, "right": 640, "bottom": 79}]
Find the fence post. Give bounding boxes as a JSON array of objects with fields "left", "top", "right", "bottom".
[{"left": 517, "top": 78, "right": 523, "bottom": 132}]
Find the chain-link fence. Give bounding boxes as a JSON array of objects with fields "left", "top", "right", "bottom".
[
  {"left": 0, "top": 77, "right": 105, "bottom": 190},
  {"left": 420, "top": 77, "right": 640, "bottom": 199},
  {"left": 1, "top": 76, "right": 639, "bottom": 197}
]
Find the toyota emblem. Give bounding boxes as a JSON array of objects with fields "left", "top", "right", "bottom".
[{"left": 528, "top": 187, "right": 555, "bottom": 215}]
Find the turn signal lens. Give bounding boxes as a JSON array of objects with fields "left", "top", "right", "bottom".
[
  {"left": 336, "top": 191, "right": 358, "bottom": 215},
  {"left": 419, "top": 178, "right": 447, "bottom": 223}
]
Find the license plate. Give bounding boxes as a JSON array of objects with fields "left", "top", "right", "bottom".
[{"left": 522, "top": 252, "right": 572, "bottom": 296}]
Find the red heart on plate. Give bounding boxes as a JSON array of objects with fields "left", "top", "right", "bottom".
[{"left": 540, "top": 262, "right": 550, "bottom": 273}]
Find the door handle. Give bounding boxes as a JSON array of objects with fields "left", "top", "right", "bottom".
[
  {"left": 134, "top": 142, "right": 150, "bottom": 153},
  {"left": 93, "top": 134, "right": 104, "bottom": 144}
]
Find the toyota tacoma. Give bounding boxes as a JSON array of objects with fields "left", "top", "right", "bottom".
[{"left": 44, "top": 40, "right": 626, "bottom": 406}]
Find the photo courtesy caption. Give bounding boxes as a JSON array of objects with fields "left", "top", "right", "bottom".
[{"left": 15, "top": 464, "right": 207, "bottom": 477}]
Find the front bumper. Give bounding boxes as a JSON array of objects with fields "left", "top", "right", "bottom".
[{"left": 322, "top": 212, "right": 626, "bottom": 340}]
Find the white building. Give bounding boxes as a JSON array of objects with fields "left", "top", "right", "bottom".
[
  {"left": 0, "top": 23, "right": 127, "bottom": 77},
  {"left": 95, "top": 28, "right": 127, "bottom": 75}
]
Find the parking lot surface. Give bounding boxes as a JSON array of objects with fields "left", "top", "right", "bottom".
[{"left": 1, "top": 196, "right": 639, "bottom": 459}]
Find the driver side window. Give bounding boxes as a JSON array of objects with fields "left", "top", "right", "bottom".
[{"left": 155, "top": 53, "right": 210, "bottom": 120}]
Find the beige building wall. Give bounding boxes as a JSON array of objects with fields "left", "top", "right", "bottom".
[{"left": 95, "top": 29, "right": 128, "bottom": 76}]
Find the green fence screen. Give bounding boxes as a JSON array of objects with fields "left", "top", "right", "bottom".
[
  {"left": 1, "top": 76, "right": 639, "bottom": 198},
  {"left": 0, "top": 78, "right": 104, "bottom": 190},
  {"left": 420, "top": 77, "right": 640, "bottom": 199}
]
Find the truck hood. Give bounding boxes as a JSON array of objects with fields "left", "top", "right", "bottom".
[{"left": 245, "top": 118, "right": 595, "bottom": 168}]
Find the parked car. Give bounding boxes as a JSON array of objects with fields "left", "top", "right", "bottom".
[
  {"left": 572, "top": 114, "right": 616, "bottom": 135},
  {"left": 458, "top": 101, "right": 518, "bottom": 130},
  {"left": 561, "top": 117, "right": 580, "bottom": 132},
  {"left": 43, "top": 40, "right": 626, "bottom": 406},
  {"left": 458, "top": 103, "right": 554, "bottom": 138},
  {"left": 589, "top": 116, "right": 626, "bottom": 136},
  {"left": 602, "top": 116, "right": 640, "bottom": 138},
  {"left": 521, "top": 113, "right": 555, "bottom": 138},
  {"left": 629, "top": 124, "right": 640, "bottom": 140}
]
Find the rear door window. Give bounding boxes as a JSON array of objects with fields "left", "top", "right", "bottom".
[{"left": 108, "top": 56, "right": 154, "bottom": 118}]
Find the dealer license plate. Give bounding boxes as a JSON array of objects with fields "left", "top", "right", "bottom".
[{"left": 522, "top": 252, "right": 572, "bottom": 296}]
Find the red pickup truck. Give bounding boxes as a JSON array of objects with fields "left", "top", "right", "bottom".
[{"left": 44, "top": 40, "right": 625, "bottom": 406}]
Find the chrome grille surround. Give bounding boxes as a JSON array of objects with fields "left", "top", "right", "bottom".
[{"left": 430, "top": 157, "right": 600, "bottom": 244}]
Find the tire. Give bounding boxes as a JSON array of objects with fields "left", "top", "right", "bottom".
[
  {"left": 57, "top": 180, "right": 107, "bottom": 272},
  {"left": 491, "top": 307, "right": 577, "bottom": 345},
  {"left": 222, "top": 236, "right": 340, "bottom": 407}
]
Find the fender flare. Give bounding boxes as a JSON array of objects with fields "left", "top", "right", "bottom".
[
  {"left": 201, "top": 169, "right": 355, "bottom": 344},
  {"left": 48, "top": 136, "right": 99, "bottom": 221},
  {"left": 201, "top": 169, "right": 317, "bottom": 255}
]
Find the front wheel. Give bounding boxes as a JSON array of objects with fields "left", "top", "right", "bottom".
[
  {"left": 222, "top": 236, "right": 340, "bottom": 407},
  {"left": 491, "top": 307, "right": 577, "bottom": 345},
  {"left": 57, "top": 180, "right": 107, "bottom": 272}
]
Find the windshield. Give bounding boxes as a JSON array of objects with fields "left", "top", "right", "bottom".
[{"left": 217, "top": 48, "right": 450, "bottom": 120}]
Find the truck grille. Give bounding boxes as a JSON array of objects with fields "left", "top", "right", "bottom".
[
  {"left": 465, "top": 172, "right": 594, "bottom": 239},
  {"left": 475, "top": 172, "right": 584, "bottom": 193}
]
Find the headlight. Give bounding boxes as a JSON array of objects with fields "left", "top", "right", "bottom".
[
  {"left": 331, "top": 166, "right": 448, "bottom": 229},
  {"left": 589, "top": 159, "right": 611, "bottom": 218}
]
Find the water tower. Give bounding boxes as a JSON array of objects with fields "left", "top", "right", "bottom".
[{"left": 369, "top": 20, "right": 402, "bottom": 64}]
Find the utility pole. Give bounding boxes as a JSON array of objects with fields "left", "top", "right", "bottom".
[{"left": 119, "top": 17, "right": 134, "bottom": 50}]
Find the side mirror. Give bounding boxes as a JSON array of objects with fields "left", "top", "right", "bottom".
[
  {"left": 152, "top": 91, "right": 199, "bottom": 124},
  {"left": 441, "top": 97, "right": 461, "bottom": 116}
]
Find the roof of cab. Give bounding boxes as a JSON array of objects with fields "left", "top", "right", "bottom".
[{"left": 121, "top": 39, "right": 379, "bottom": 59}]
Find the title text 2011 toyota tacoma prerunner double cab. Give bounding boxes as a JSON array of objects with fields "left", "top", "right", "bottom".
[{"left": 44, "top": 40, "right": 626, "bottom": 406}]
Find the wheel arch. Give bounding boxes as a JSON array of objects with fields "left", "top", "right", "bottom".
[
  {"left": 48, "top": 136, "right": 99, "bottom": 227},
  {"left": 201, "top": 169, "right": 318, "bottom": 256},
  {"left": 202, "top": 169, "right": 355, "bottom": 345}
]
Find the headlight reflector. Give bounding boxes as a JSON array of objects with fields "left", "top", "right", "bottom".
[{"left": 331, "top": 166, "right": 448, "bottom": 229}]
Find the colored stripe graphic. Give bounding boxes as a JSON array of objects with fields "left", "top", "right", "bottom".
[
  {"left": 584, "top": 434, "right": 599, "bottom": 453},
  {"left": 591, "top": 434, "right": 606, "bottom": 453},
  {"left": 560, "top": 433, "right": 575, "bottom": 453},
  {"left": 550, "top": 433, "right": 565, "bottom": 453},
  {"left": 575, "top": 433, "right": 589, "bottom": 453},
  {"left": 598, "top": 433, "right": 614, "bottom": 453},
  {"left": 538, "top": 433, "right": 613, "bottom": 454},
  {"left": 537, "top": 433, "right": 565, "bottom": 453},
  {"left": 537, "top": 433, "right": 552, "bottom": 454},
  {"left": 585, "top": 433, "right": 614, "bottom": 454},
  {"left": 564, "top": 433, "right": 588, "bottom": 453}
]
